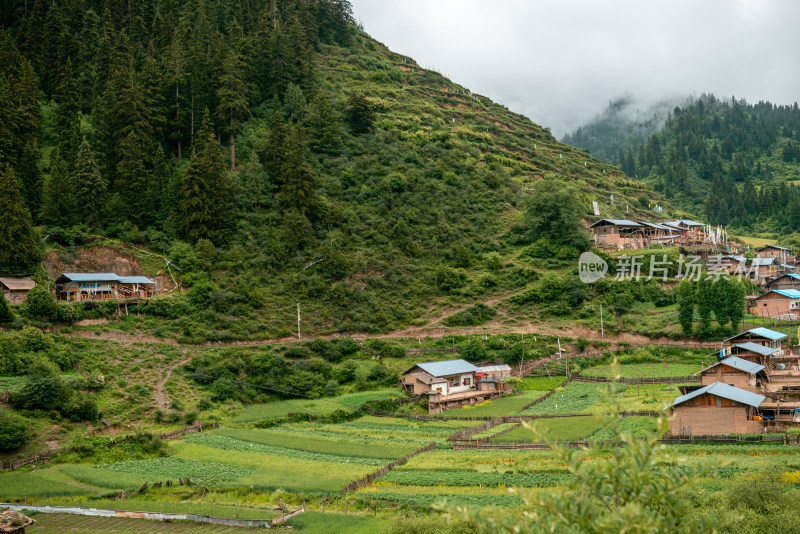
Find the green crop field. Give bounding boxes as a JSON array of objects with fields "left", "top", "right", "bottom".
[
  {"left": 434, "top": 390, "right": 550, "bottom": 418},
  {"left": 0, "top": 468, "right": 97, "bottom": 499},
  {"left": 96, "top": 457, "right": 255, "bottom": 486},
  {"left": 492, "top": 416, "right": 604, "bottom": 442},
  {"left": 582, "top": 363, "right": 702, "bottom": 378},
  {"left": 232, "top": 390, "right": 402, "bottom": 422}
]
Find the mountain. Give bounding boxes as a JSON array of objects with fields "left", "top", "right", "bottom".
[
  {"left": 561, "top": 96, "right": 687, "bottom": 166},
  {"left": 564, "top": 94, "right": 800, "bottom": 238},
  {"left": 0, "top": 0, "right": 672, "bottom": 339}
]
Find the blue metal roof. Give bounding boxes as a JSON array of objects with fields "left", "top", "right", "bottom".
[
  {"left": 414, "top": 359, "right": 480, "bottom": 377},
  {"left": 733, "top": 342, "right": 778, "bottom": 357},
  {"left": 725, "top": 327, "right": 787, "bottom": 342},
  {"left": 672, "top": 381, "right": 765, "bottom": 408},
  {"left": 772, "top": 289, "right": 800, "bottom": 299},
  {"left": 719, "top": 356, "right": 766, "bottom": 374},
  {"left": 118, "top": 276, "right": 156, "bottom": 285},
  {"left": 59, "top": 273, "right": 121, "bottom": 282}
]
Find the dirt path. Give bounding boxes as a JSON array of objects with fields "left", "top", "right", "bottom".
[
  {"left": 65, "top": 321, "right": 716, "bottom": 352},
  {"left": 154, "top": 356, "right": 192, "bottom": 411}
]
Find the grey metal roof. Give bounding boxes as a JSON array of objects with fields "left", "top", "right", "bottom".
[
  {"left": 588, "top": 218, "right": 641, "bottom": 228},
  {"left": 672, "top": 381, "right": 765, "bottom": 408},
  {"left": 476, "top": 364, "right": 512, "bottom": 373},
  {"left": 756, "top": 244, "right": 791, "bottom": 251},
  {"left": 58, "top": 273, "right": 121, "bottom": 282},
  {"left": 751, "top": 257, "right": 775, "bottom": 266},
  {"left": 669, "top": 219, "right": 705, "bottom": 227},
  {"left": 734, "top": 342, "right": 779, "bottom": 357},
  {"left": 414, "top": 359, "right": 479, "bottom": 377},
  {"left": 117, "top": 276, "right": 156, "bottom": 285}
]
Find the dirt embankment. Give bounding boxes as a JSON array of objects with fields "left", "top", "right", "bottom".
[{"left": 44, "top": 246, "right": 176, "bottom": 291}]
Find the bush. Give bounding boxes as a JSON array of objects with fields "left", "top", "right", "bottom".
[
  {"left": 0, "top": 410, "right": 29, "bottom": 451},
  {"left": 57, "top": 302, "right": 84, "bottom": 324},
  {"left": 62, "top": 395, "right": 99, "bottom": 422},
  {"left": 24, "top": 285, "right": 58, "bottom": 322},
  {"left": 435, "top": 265, "right": 468, "bottom": 292},
  {"left": 442, "top": 303, "right": 496, "bottom": 327},
  {"left": 12, "top": 360, "right": 65, "bottom": 410}
]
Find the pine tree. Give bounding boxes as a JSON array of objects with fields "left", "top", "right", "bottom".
[
  {"left": 41, "top": 154, "right": 78, "bottom": 227},
  {"left": 345, "top": 91, "right": 375, "bottom": 134},
  {"left": 178, "top": 109, "right": 232, "bottom": 242},
  {"left": 696, "top": 278, "right": 714, "bottom": 338},
  {"left": 676, "top": 281, "right": 695, "bottom": 335},
  {"left": 279, "top": 124, "right": 318, "bottom": 218},
  {"left": 74, "top": 137, "right": 106, "bottom": 230},
  {"left": 216, "top": 45, "right": 250, "bottom": 171},
  {"left": 0, "top": 164, "right": 41, "bottom": 275},
  {"left": 307, "top": 92, "right": 341, "bottom": 155},
  {"left": 257, "top": 111, "right": 287, "bottom": 185},
  {"left": 0, "top": 289, "right": 12, "bottom": 324}
]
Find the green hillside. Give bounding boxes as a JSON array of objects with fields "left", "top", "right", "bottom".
[{"left": 0, "top": 0, "right": 676, "bottom": 340}]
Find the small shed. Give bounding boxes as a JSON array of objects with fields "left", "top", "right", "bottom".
[
  {"left": 0, "top": 508, "right": 36, "bottom": 533},
  {"left": 475, "top": 364, "right": 513, "bottom": 382},
  {"left": 0, "top": 277, "right": 35, "bottom": 303},
  {"left": 55, "top": 273, "right": 121, "bottom": 301}
]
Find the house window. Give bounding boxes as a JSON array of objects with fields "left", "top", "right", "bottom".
[
  {"left": 463, "top": 377, "right": 471, "bottom": 386},
  {"left": 715, "top": 396, "right": 722, "bottom": 407}
]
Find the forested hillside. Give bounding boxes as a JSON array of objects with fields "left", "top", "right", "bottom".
[
  {"left": 565, "top": 94, "right": 800, "bottom": 237},
  {"left": 0, "top": 0, "right": 665, "bottom": 338}
]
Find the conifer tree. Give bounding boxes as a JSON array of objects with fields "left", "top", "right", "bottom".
[
  {"left": 74, "top": 137, "right": 106, "bottom": 230},
  {"left": 279, "top": 124, "right": 318, "bottom": 218},
  {"left": 257, "top": 111, "right": 287, "bottom": 185},
  {"left": 0, "top": 164, "right": 41, "bottom": 275},
  {"left": 345, "top": 91, "right": 375, "bottom": 134},
  {"left": 216, "top": 45, "right": 250, "bottom": 171},
  {"left": 179, "top": 109, "right": 232, "bottom": 242},
  {"left": 307, "top": 92, "right": 342, "bottom": 154},
  {"left": 41, "top": 155, "right": 78, "bottom": 227}
]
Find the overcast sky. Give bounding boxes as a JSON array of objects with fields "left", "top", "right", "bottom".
[{"left": 350, "top": 0, "right": 800, "bottom": 138}]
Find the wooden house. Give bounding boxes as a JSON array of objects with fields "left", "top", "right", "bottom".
[
  {"left": 755, "top": 244, "right": 793, "bottom": 263},
  {"left": 587, "top": 219, "right": 643, "bottom": 249},
  {"left": 765, "top": 273, "right": 800, "bottom": 291},
  {"left": 637, "top": 222, "right": 679, "bottom": 245},
  {"left": 665, "top": 219, "right": 704, "bottom": 239},
  {"left": 746, "top": 289, "right": 800, "bottom": 320},
  {"left": 717, "top": 255, "right": 746, "bottom": 276},
  {"left": 694, "top": 356, "right": 765, "bottom": 391},
  {"left": 55, "top": 273, "right": 157, "bottom": 301},
  {"left": 475, "top": 364, "right": 513, "bottom": 381},
  {"left": 401, "top": 359, "right": 505, "bottom": 414},
  {"left": 117, "top": 276, "right": 157, "bottom": 298},
  {"left": 0, "top": 277, "right": 35, "bottom": 303},
  {"left": 668, "top": 381, "right": 765, "bottom": 436},
  {"left": 722, "top": 327, "right": 786, "bottom": 352}
]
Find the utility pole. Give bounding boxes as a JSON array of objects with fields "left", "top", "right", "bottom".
[
  {"left": 600, "top": 304, "right": 604, "bottom": 339},
  {"left": 297, "top": 303, "right": 301, "bottom": 339}
]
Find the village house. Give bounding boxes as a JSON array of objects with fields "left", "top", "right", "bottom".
[
  {"left": 722, "top": 327, "right": 786, "bottom": 353},
  {"left": 401, "top": 359, "right": 506, "bottom": 414},
  {"left": 765, "top": 273, "right": 800, "bottom": 291},
  {"left": 0, "top": 277, "right": 35, "bottom": 303},
  {"left": 637, "top": 221, "right": 679, "bottom": 245},
  {"left": 746, "top": 289, "right": 800, "bottom": 320},
  {"left": 755, "top": 244, "right": 793, "bottom": 263},
  {"left": 665, "top": 219, "right": 704, "bottom": 239},
  {"left": 694, "top": 356, "right": 765, "bottom": 391},
  {"left": 55, "top": 273, "right": 157, "bottom": 301},
  {"left": 668, "top": 326, "right": 800, "bottom": 434},
  {"left": 668, "top": 381, "right": 766, "bottom": 436},
  {"left": 587, "top": 219, "right": 643, "bottom": 249}
]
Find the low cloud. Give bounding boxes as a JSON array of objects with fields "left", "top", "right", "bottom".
[{"left": 351, "top": 0, "right": 800, "bottom": 137}]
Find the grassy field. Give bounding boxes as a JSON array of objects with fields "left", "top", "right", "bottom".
[
  {"left": 492, "top": 416, "right": 604, "bottom": 442},
  {"left": 433, "top": 390, "right": 549, "bottom": 417}
]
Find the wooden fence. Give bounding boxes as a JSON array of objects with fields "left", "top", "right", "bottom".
[
  {"left": 341, "top": 442, "right": 436, "bottom": 494},
  {"left": 0, "top": 421, "right": 220, "bottom": 471},
  {"left": 404, "top": 347, "right": 460, "bottom": 356}
]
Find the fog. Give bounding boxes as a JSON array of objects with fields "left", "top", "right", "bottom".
[{"left": 350, "top": 0, "right": 800, "bottom": 138}]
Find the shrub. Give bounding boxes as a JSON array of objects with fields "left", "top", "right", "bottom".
[
  {"left": 435, "top": 265, "right": 468, "bottom": 292},
  {"left": 57, "top": 302, "right": 84, "bottom": 324},
  {"left": 0, "top": 410, "right": 29, "bottom": 451},
  {"left": 12, "top": 360, "right": 65, "bottom": 410},
  {"left": 24, "top": 285, "right": 58, "bottom": 322},
  {"left": 443, "top": 303, "right": 496, "bottom": 326}
]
